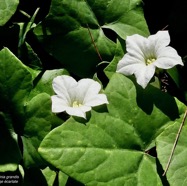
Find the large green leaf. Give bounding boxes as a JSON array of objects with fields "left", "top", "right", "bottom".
[
  {"left": 156, "top": 112, "right": 187, "bottom": 186},
  {"left": 22, "top": 92, "right": 64, "bottom": 168},
  {"left": 106, "top": 74, "right": 181, "bottom": 145},
  {"left": 0, "top": 48, "right": 32, "bottom": 171},
  {"left": 0, "top": 48, "right": 33, "bottom": 115},
  {"left": 0, "top": 0, "right": 19, "bottom": 26},
  {"left": 38, "top": 73, "right": 184, "bottom": 185},
  {"left": 0, "top": 48, "right": 65, "bottom": 169},
  {"left": 34, "top": 0, "right": 149, "bottom": 77},
  {"left": 21, "top": 69, "right": 69, "bottom": 167},
  {"left": 39, "top": 115, "right": 161, "bottom": 186},
  {"left": 21, "top": 70, "right": 68, "bottom": 167}
]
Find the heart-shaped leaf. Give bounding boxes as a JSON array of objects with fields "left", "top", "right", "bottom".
[
  {"left": 34, "top": 0, "right": 149, "bottom": 77},
  {"left": 39, "top": 73, "right": 184, "bottom": 185}
]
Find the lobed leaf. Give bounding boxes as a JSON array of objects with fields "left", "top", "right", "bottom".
[
  {"left": 34, "top": 0, "right": 149, "bottom": 77},
  {"left": 39, "top": 73, "right": 184, "bottom": 185}
]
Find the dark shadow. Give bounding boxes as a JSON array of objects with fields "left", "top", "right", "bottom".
[
  {"left": 0, "top": 115, "right": 22, "bottom": 167},
  {"left": 96, "top": 62, "right": 110, "bottom": 88},
  {"left": 128, "top": 76, "right": 180, "bottom": 120},
  {"left": 145, "top": 146, "right": 157, "bottom": 158},
  {"left": 102, "top": 28, "right": 118, "bottom": 42},
  {"left": 66, "top": 177, "right": 84, "bottom": 186},
  {"left": 24, "top": 168, "right": 48, "bottom": 186},
  {"left": 156, "top": 158, "right": 170, "bottom": 186}
]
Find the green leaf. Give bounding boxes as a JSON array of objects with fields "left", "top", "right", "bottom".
[
  {"left": 18, "top": 8, "right": 40, "bottom": 47},
  {"left": 29, "top": 69, "right": 69, "bottom": 98},
  {"left": 22, "top": 135, "right": 46, "bottom": 168},
  {"left": 0, "top": 48, "right": 65, "bottom": 168},
  {"left": 58, "top": 171, "right": 68, "bottom": 186},
  {"left": 106, "top": 74, "right": 180, "bottom": 145},
  {"left": 34, "top": 0, "right": 149, "bottom": 77},
  {"left": 18, "top": 42, "right": 42, "bottom": 70},
  {"left": 167, "top": 67, "right": 181, "bottom": 88},
  {"left": 41, "top": 167, "right": 57, "bottom": 186},
  {"left": 0, "top": 47, "right": 32, "bottom": 170},
  {"left": 0, "top": 0, "right": 19, "bottom": 26},
  {"left": 0, "top": 47, "right": 33, "bottom": 115},
  {"left": 104, "top": 39, "right": 125, "bottom": 79},
  {"left": 39, "top": 115, "right": 162, "bottom": 186},
  {"left": 38, "top": 73, "right": 183, "bottom": 185},
  {"left": 156, "top": 112, "right": 187, "bottom": 186},
  {"left": 24, "top": 167, "right": 68, "bottom": 186},
  {"left": 101, "top": 0, "right": 149, "bottom": 38},
  {"left": 22, "top": 93, "right": 63, "bottom": 168}
]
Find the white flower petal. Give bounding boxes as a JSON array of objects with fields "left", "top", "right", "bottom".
[
  {"left": 76, "top": 79, "right": 102, "bottom": 102},
  {"left": 116, "top": 31, "right": 183, "bottom": 88},
  {"left": 148, "top": 31, "right": 170, "bottom": 49},
  {"left": 78, "top": 79, "right": 101, "bottom": 94},
  {"left": 80, "top": 105, "right": 92, "bottom": 112},
  {"left": 117, "top": 62, "right": 145, "bottom": 76},
  {"left": 125, "top": 34, "right": 148, "bottom": 63},
  {"left": 52, "top": 75, "right": 77, "bottom": 104},
  {"left": 51, "top": 95, "right": 69, "bottom": 113},
  {"left": 51, "top": 75, "right": 108, "bottom": 118},
  {"left": 66, "top": 106, "right": 91, "bottom": 119},
  {"left": 117, "top": 53, "right": 144, "bottom": 74},
  {"left": 134, "top": 64, "right": 155, "bottom": 89},
  {"left": 85, "top": 94, "right": 109, "bottom": 107},
  {"left": 155, "top": 47, "right": 183, "bottom": 69}
]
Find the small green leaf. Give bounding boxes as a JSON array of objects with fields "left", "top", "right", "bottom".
[
  {"left": 41, "top": 167, "right": 57, "bottom": 186},
  {"left": 29, "top": 69, "right": 69, "bottom": 98},
  {"left": 104, "top": 39, "right": 125, "bottom": 79},
  {"left": 18, "top": 42, "right": 42, "bottom": 70},
  {"left": 0, "top": 0, "right": 19, "bottom": 26},
  {"left": 58, "top": 171, "right": 68, "bottom": 186},
  {"left": 167, "top": 67, "right": 181, "bottom": 88}
]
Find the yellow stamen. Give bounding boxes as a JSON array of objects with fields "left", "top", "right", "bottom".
[
  {"left": 146, "top": 58, "right": 156, "bottom": 65},
  {"left": 72, "top": 101, "right": 82, "bottom": 108}
]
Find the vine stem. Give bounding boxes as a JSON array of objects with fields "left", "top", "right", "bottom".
[
  {"left": 161, "top": 25, "right": 169, "bottom": 30},
  {"left": 162, "top": 108, "right": 187, "bottom": 176},
  {"left": 87, "top": 24, "right": 103, "bottom": 62}
]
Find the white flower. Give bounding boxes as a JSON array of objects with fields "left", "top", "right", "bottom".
[
  {"left": 116, "top": 31, "right": 183, "bottom": 88},
  {"left": 51, "top": 75, "right": 108, "bottom": 118}
]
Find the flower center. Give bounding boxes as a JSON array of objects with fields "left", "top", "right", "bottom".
[
  {"left": 72, "top": 101, "right": 82, "bottom": 108},
  {"left": 146, "top": 58, "right": 156, "bottom": 65}
]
